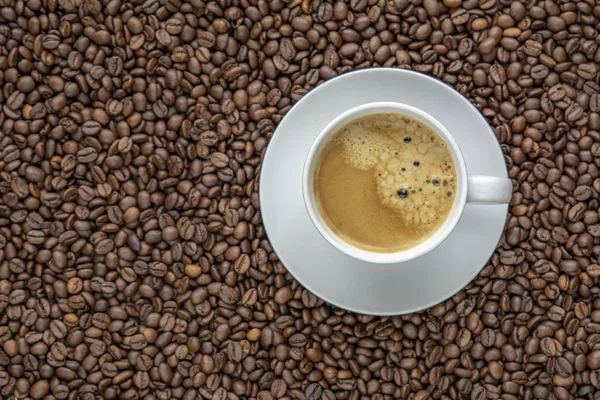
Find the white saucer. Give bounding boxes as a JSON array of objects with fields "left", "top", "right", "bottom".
[{"left": 260, "top": 69, "right": 509, "bottom": 315}]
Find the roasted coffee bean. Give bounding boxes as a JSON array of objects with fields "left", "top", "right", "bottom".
[{"left": 306, "top": 383, "right": 324, "bottom": 400}]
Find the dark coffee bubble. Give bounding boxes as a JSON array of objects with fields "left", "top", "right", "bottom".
[{"left": 397, "top": 188, "right": 408, "bottom": 198}]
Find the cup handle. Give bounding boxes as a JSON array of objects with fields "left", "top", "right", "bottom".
[{"left": 467, "top": 176, "right": 513, "bottom": 204}]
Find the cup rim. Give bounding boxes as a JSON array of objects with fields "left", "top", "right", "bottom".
[{"left": 302, "top": 101, "right": 469, "bottom": 264}]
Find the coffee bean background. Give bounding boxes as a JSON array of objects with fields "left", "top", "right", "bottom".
[{"left": 1, "top": 0, "right": 600, "bottom": 399}]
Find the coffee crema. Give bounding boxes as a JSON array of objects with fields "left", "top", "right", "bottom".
[{"left": 313, "top": 113, "right": 457, "bottom": 253}]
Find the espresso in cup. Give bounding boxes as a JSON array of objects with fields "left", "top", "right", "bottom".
[{"left": 313, "top": 113, "right": 457, "bottom": 253}]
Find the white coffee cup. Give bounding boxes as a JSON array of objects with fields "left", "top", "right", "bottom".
[{"left": 302, "top": 102, "right": 513, "bottom": 264}]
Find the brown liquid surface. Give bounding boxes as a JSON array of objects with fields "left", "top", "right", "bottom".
[{"left": 314, "top": 113, "right": 457, "bottom": 253}]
